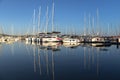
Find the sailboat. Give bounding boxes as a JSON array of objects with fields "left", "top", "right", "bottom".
[
  {"left": 26, "top": 9, "right": 41, "bottom": 43},
  {"left": 25, "top": 9, "right": 36, "bottom": 42},
  {"left": 42, "top": 2, "right": 62, "bottom": 42}
]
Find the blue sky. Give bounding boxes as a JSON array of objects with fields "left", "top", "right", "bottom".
[{"left": 0, "top": 0, "right": 120, "bottom": 35}]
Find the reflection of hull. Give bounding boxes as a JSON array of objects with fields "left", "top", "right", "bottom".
[
  {"left": 4, "top": 41, "right": 14, "bottom": 44},
  {"left": 42, "top": 42, "right": 61, "bottom": 51},
  {"left": 63, "top": 42, "right": 80, "bottom": 48},
  {"left": 42, "top": 42, "right": 61, "bottom": 47},
  {"left": 25, "top": 37, "right": 32, "bottom": 42},
  {"left": 14, "top": 38, "right": 20, "bottom": 41},
  {"left": 92, "top": 43, "right": 111, "bottom": 47},
  {"left": 32, "top": 37, "right": 37, "bottom": 42},
  {"left": 25, "top": 41, "right": 32, "bottom": 45},
  {"left": 63, "top": 38, "right": 80, "bottom": 43}
]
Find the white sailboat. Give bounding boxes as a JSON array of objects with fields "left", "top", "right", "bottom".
[
  {"left": 27, "top": 9, "right": 41, "bottom": 43},
  {"left": 25, "top": 9, "right": 36, "bottom": 42},
  {"left": 42, "top": 2, "right": 62, "bottom": 42}
]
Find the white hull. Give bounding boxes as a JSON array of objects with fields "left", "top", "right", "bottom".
[
  {"left": 63, "top": 38, "right": 80, "bottom": 43},
  {"left": 42, "top": 37, "right": 62, "bottom": 42},
  {"left": 0, "top": 37, "right": 16, "bottom": 42},
  {"left": 92, "top": 37, "right": 109, "bottom": 43},
  {"left": 119, "top": 38, "right": 120, "bottom": 43}
]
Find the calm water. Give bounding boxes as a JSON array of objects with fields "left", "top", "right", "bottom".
[{"left": 0, "top": 42, "right": 120, "bottom": 80}]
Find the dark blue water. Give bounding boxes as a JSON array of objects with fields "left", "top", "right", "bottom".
[{"left": 0, "top": 42, "right": 120, "bottom": 80}]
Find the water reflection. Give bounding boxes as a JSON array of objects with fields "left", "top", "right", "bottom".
[
  {"left": 91, "top": 43, "right": 111, "bottom": 47},
  {"left": 0, "top": 42, "right": 120, "bottom": 80},
  {"left": 25, "top": 42, "right": 58, "bottom": 80},
  {"left": 63, "top": 42, "right": 80, "bottom": 48},
  {"left": 42, "top": 42, "right": 61, "bottom": 51}
]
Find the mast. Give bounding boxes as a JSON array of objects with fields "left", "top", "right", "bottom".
[
  {"left": 33, "top": 9, "right": 36, "bottom": 35},
  {"left": 96, "top": 8, "right": 99, "bottom": 35},
  {"left": 84, "top": 13, "right": 86, "bottom": 36},
  {"left": 88, "top": 13, "right": 91, "bottom": 35},
  {"left": 108, "top": 24, "right": 110, "bottom": 36},
  {"left": 0, "top": 26, "right": 3, "bottom": 35},
  {"left": 46, "top": 6, "right": 48, "bottom": 34},
  {"left": 92, "top": 17, "right": 95, "bottom": 36},
  {"left": 11, "top": 24, "right": 14, "bottom": 35},
  {"left": 52, "top": 0, "right": 55, "bottom": 32},
  {"left": 38, "top": 6, "right": 41, "bottom": 34}
]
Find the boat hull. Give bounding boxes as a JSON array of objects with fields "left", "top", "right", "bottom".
[
  {"left": 63, "top": 38, "right": 80, "bottom": 43},
  {"left": 42, "top": 37, "right": 62, "bottom": 42}
]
